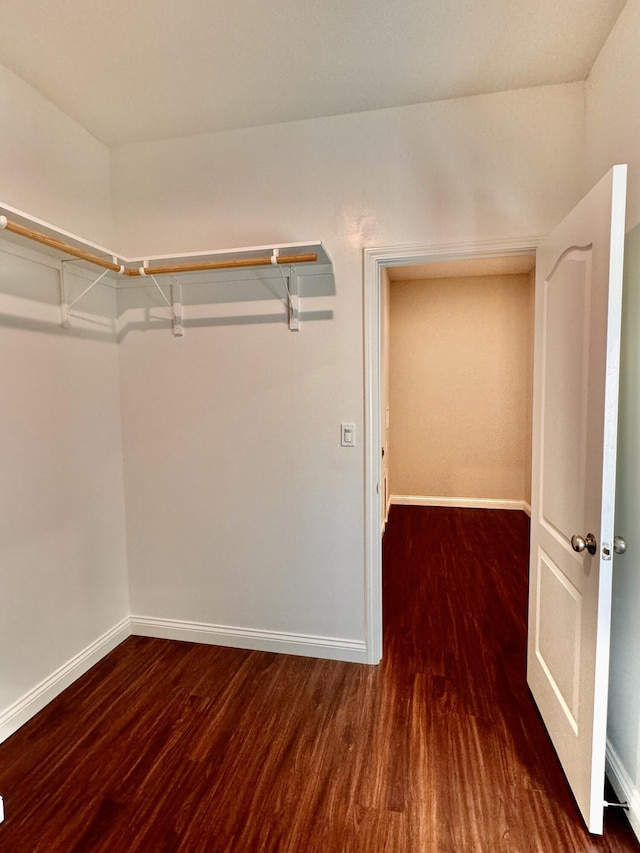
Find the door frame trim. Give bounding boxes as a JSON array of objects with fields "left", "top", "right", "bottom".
[{"left": 363, "top": 236, "right": 543, "bottom": 664}]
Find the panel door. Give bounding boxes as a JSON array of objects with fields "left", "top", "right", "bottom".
[{"left": 527, "top": 165, "right": 627, "bottom": 834}]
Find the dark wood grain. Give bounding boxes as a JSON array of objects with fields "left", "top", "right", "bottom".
[{"left": 0, "top": 506, "right": 637, "bottom": 851}]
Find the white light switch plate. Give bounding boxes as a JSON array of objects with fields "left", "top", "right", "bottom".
[{"left": 341, "top": 423, "right": 356, "bottom": 447}]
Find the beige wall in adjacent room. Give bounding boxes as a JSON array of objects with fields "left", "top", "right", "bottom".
[
  {"left": 524, "top": 268, "right": 535, "bottom": 507},
  {"left": 389, "top": 273, "right": 533, "bottom": 504},
  {"left": 381, "top": 267, "right": 391, "bottom": 528}
]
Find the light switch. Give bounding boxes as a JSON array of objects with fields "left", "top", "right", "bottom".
[{"left": 341, "top": 423, "right": 356, "bottom": 447}]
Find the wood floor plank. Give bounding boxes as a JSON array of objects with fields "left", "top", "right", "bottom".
[{"left": 0, "top": 506, "right": 638, "bottom": 851}]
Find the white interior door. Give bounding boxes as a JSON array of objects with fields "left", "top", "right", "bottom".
[{"left": 528, "top": 165, "right": 627, "bottom": 834}]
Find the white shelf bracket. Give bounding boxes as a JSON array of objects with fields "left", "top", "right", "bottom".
[
  {"left": 271, "top": 249, "right": 299, "bottom": 332},
  {"left": 171, "top": 278, "right": 184, "bottom": 337},
  {"left": 59, "top": 262, "right": 71, "bottom": 329},
  {"left": 147, "top": 273, "right": 183, "bottom": 337},
  {"left": 288, "top": 268, "right": 299, "bottom": 331},
  {"left": 59, "top": 258, "right": 123, "bottom": 328}
]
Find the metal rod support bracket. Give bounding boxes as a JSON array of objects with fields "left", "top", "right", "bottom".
[
  {"left": 288, "top": 268, "right": 299, "bottom": 331},
  {"left": 60, "top": 263, "right": 71, "bottom": 329},
  {"left": 172, "top": 279, "right": 184, "bottom": 337},
  {"left": 59, "top": 260, "right": 111, "bottom": 328},
  {"left": 148, "top": 274, "right": 183, "bottom": 337}
]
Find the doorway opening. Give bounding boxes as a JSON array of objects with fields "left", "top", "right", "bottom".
[
  {"left": 381, "top": 253, "right": 536, "bottom": 532},
  {"left": 363, "top": 238, "right": 540, "bottom": 665}
]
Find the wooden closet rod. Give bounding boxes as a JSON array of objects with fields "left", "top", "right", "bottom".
[
  {"left": 0, "top": 216, "right": 317, "bottom": 277},
  {"left": 130, "top": 254, "right": 317, "bottom": 277},
  {"left": 1, "top": 217, "right": 123, "bottom": 272}
]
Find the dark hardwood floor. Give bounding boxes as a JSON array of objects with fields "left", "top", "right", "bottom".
[{"left": 0, "top": 506, "right": 637, "bottom": 851}]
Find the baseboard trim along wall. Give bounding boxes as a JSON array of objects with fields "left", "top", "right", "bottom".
[
  {"left": 130, "top": 616, "right": 368, "bottom": 664},
  {"left": 0, "top": 617, "right": 130, "bottom": 745},
  {"left": 606, "top": 740, "right": 640, "bottom": 841},
  {"left": 391, "top": 495, "right": 528, "bottom": 512},
  {"left": 0, "top": 614, "right": 369, "bottom": 743}
]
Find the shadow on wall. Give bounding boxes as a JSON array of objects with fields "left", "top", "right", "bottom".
[
  {"left": 0, "top": 312, "right": 116, "bottom": 342},
  {"left": 116, "top": 310, "right": 335, "bottom": 342},
  {"left": 0, "top": 254, "right": 336, "bottom": 342},
  {"left": 115, "top": 264, "right": 336, "bottom": 341},
  {"left": 608, "top": 220, "right": 640, "bottom": 814},
  {"left": 0, "top": 246, "right": 118, "bottom": 341}
]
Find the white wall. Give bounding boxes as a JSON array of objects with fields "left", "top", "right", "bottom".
[
  {"left": 112, "top": 84, "right": 585, "bottom": 653},
  {"left": 0, "top": 246, "right": 129, "bottom": 740},
  {"left": 0, "top": 65, "right": 127, "bottom": 741},
  {"left": 585, "top": 0, "right": 640, "bottom": 232},
  {"left": 0, "top": 63, "right": 112, "bottom": 245},
  {"left": 585, "top": 0, "right": 640, "bottom": 833},
  {"left": 112, "top": 84, "right": 585, "bottom": 256}
]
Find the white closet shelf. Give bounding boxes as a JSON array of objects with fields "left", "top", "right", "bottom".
[
  {"left": 0, "top": 200, "right": 333, "bottom": 334},
  {"left": 0, "top": 200, "right": 331, "bottom": 279}
]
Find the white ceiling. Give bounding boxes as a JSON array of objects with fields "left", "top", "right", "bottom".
[{"left": 0, "top": 0, "right": 626, "bottom": 147}]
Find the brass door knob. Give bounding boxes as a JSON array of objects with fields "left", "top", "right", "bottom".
[
  {"left": 613, "top": 536, "right": 627, "bottom": 555},
  {"left": 571, "top": 533, "right": 597, "bottom": 555}
]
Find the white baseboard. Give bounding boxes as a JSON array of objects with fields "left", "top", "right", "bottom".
[
  {"left": 606, "top": 740, "right": 640, "bottom": 841},
  {"left": 522, "top": 501, "right": 532, "bottom": 517},
  {"left": 380, "top": 498, "right": 392, "bottom": 536},
  {"left": 130, "top": 615, "right": 368, "bottom": 664},
  {"left": 0, "top": 617, "right": 131, "bottom": 745},
  {"left": 391, "top": 494, "right": 528, "bottom": 512},
  {"left": 0, "top": 615, "right": 369, "bottom": 745}
]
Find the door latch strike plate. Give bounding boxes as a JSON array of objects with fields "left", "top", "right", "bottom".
[{"left": 602, "top": 543, "right": 612, "bottom": 560}]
